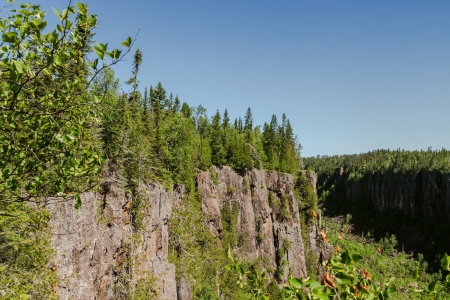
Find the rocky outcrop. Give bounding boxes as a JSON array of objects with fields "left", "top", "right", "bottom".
[
  {"left": 49, "top": 167, "right": 314, "bottom": 299},
  {"left": 49, "top": 181, "right": 183, "bottom": 300},
  {"left": 302, "top": 170, "right": 318, "bottom": 194},
  {"left": 198, "top": 166, "right": 308, "bottom": 281}
]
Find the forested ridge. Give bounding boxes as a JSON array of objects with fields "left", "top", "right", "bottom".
[{"left": 1, "top": 1, "right": 449, "bottom": 299}]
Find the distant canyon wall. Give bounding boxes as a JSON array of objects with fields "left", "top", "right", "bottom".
[{"left": 341, "top": 169, "right": 450, "bottom": 222}]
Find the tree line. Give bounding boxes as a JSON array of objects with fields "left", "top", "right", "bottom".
[{"left": 93, "top": 50, "right": 303, "bottom": 195}]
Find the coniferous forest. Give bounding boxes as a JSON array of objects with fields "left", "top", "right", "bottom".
[{"left": 0, "top": 2, "right": 449, "bottom": 299}]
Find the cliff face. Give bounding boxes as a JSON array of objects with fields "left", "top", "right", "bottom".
[
  {"left": 49, "top": 181, "right": 183, "bottom": 300},
  {"left": 49, "top": 167, "right": 311, "bottom": 299},
  {"left": 198, "top": 166, "right": 308, "bottom": 280},
  {"left": 343, "top": 170, "right": 450, "bottom": 223}
]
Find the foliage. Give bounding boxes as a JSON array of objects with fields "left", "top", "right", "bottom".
[
  {"left": 227, "top": 207, "right": 450, "bottom": 299},
  {"left": 295, "top": 171, "right": 318, "bottom": 221},
  {"left": 221, "top": 202, "right": 240, "bottom": 249},
  {"left": 0, "top": 1, "right": 131, "bottom": 298},
  {"left": 227, "top": 233, "right": 397, "bottom": 299},
  {"left": 169, "top": 194, "right": 248, "bottom": 299},
  {"left": 323, "top": 216, "right": 448, "bottom": 299}
]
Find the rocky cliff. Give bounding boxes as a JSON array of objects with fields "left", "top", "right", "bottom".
[
  {"left": 49, "top": 167, "right": 313, "bottom": 299},
  {"left": 198, "top": 166, "right": 308, "bottom": 281},
  {"left": 49, "top": 181, "right": 183, "bottom": 300}
]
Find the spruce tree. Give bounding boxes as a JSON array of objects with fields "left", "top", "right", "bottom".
[
  {"left": 244, "top": 107, "right": 254, "bottom": 143},
  {"left": 181, "top": 102, "right": 192, "bottom": 118},
  {"left": 244, "top": 107, "right": 253, "bottom": 131},
  {"left": 125, "top": 49, "right": 143, "bottom": 103},
  {"left": 223, "top": 109, "right": 230, "bottom": 128},
  {"left": 210, "top": 110, "right": 226, "bottom": 165},
  {"left": 173, "top": 95, "right": 181, "bottom": 112},
  {"left": 262, "top": 114, "right": 280, "bottom": 170}
]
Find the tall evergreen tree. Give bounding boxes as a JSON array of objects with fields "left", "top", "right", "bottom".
[
  {"left": 210, "top": 110, "right": 226, "bottom": 165},
  {"left": 262, "top": 115, "right": 280, "bottom": 170},
  {"left": 143, "top": 87, "right": 149, "bottom": 111},
  {"left": 173, "top": 95, "right": 181, "bottom": 112},
  {"left": 279, "top": 119, "right": 298, "bottom": 173},
  {"left": 238, "top": 117, "right": 243, "bottom": 133},
  {"left": 168, "top": 93, "right": 174, "bottom": 112},
  {"left": 244, "top": 107, "right": 254, "bottom": 143},
  {"left": 244, "top": 107, "right": 253, "bottom": 131},
  {"left": 125, "top": 49, "right": 143, "bottom": 103},
  {"left": 223, "top": 109, "right": 230, "bottom": 128},
  {"left": 181, "top": 102, "right": 192, "bottom": 118}
]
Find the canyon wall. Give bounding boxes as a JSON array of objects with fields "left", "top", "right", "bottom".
[
  {"left": 342, "top": 170, "right": 450, "bottom": 222},
  {"left": 49, "top": 181, "right": 183, "bottom": 300},
  {"left": 198, "top": 166, "right": 308, "bottom": 280},
  {"left": 49, "top": 167, "right": 312, "bottom": 299}
]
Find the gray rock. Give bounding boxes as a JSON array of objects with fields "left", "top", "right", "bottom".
[
  {"left": 49, "top": 182, "right": 181, "bottom": 300},
  {"left": 197, "top": 166, "right": 308, "bottom": 282}
]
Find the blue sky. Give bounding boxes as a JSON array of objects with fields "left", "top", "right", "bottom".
[{"left": 41, "top": 1, "right": 450, "bottom": 157}]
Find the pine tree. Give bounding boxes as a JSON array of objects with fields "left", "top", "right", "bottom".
[
  {"left": 279, "top": 119, "right": 298, "bottom": 173},
  {"left": 262, "top": 115, "right": 280, "bottom": 170},
  {"left": 223, "top": 109, "right": 230, "bottom": 128},
  {"left": 125, "top": 49, "right": 143, "bottom": 103},
  {"left": 173, "top": 95, "right": 181, "bottom": 112},
  {"left": 244, "top": 107, "right": 254, "bottom": 143},
  {"left": 143, "top": 87, "right": 149, "bottom": 111},
  {"left": 244, "top": 107, "right": 253, "bottom": 131},
  {"left": 168, "top": 93, "right": 174, "bottom": 112},
  {"left": 181, "top": 102, "right": 191, "bottom": 118},
  {"left": 238, "top": 117, "right": 243, "bottom": 133},
  {"left": 210, "top": 110, "right": 226, "bottom": 165}
]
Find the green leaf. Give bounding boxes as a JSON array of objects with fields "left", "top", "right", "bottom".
[
  {"left": 227, "top": 245, "right": 232, "bottom": 260},
  {"left": 334, "top": 271, "right": 353, "bottom": 285},
  {"left": 341, "top": 250, "right": 352, "bottom": 264},
  {"left": 413, "top": 266, "right": 419, "bottom": 279},
  {"left": 2, "top": 31, "right": 18, "bottom": 43},
  {"left": 109, "top": 49, "right": 121, "bottom": 60},
  {"left": 306, "top": 280, "right": 323, "bottom": 290},
  {"left": 94, "top": 43, "right": 107, "bottom": 60},
  {"left": 386, "top": 285, "right": 396, "bottom": 293},
  {"left": 428, "top": 280, "right": 437, "bottom": 292},
  {"left": 13, "top": 60, "right": 25, "bottom": 74},
  {"left": 54, "top": 55, "right": 64, "bottom": 66},
  {"left": 311, "top": 290, "right": 330, "bottom": 300},
  {"left": 352, "top": 253, "right": 362, "bottom": 263},
  {"left": 288, "top": 277, "right": 302, "bottom": 289},
  {"left": 74, "top": 194, "right": 82, "bottom": 209},
  {"left": 121, "top": 36, "right": 132, "bottom": 48},
  {"left": 52, "top": 8, "right": 62, "bottom": 20},
  {"left": 441, "top": 253, "right": 450, "bottom": 271}
]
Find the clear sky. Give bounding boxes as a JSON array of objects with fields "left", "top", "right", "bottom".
[{"left": 41, "top": 1, "right": 450, "bottom": 157}]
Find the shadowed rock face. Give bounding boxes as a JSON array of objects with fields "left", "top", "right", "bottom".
[
  {"left": 343, "top": 170, "right": 450, "bottom": 223},
  {"left": 198, "top": 166, "right": 308, "bottom": 281},
  {"left": 49, "top": 182, "right": 183, "bottom": 300}
]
